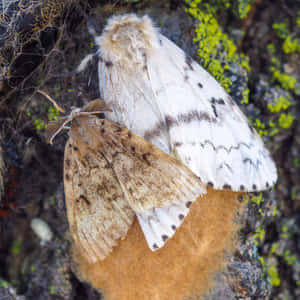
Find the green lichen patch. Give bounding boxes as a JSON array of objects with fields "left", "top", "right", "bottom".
[{"left": 185, "top": 0, "right": 250, "bottom": 92}]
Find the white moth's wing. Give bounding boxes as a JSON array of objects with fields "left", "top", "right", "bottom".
[
  {"left": 145, "top": 35, "right": 277, "bottom": 192},
  {"left": 64, "top": 138, "right": 135, "bottom": 263},
  {"left": 98, "top": 54, "right": 170, "bottom": 154},
  {"left": 97, "top": 24, "right": 277, "bottom": 192},
  {"left": 137, "top": 202, "right": 192, "bottom": 250},
  {"left": 74, "top": 117, "right": 205, "bottom": 251}
]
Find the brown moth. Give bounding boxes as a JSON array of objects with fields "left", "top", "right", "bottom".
[{"left": 47, "top": 99, "right": 205, "bottom": 263}]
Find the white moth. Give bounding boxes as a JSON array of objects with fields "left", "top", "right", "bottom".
[{"left": 78, "top": 14, "right": 277, "bottom": 252}]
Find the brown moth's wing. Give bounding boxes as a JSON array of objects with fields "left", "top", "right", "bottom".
[
  {"left": 64, "top": 137, "right": 135, "bottom": 263},
  {"left": 72, "top": 116, "right": 206, "bottom": 251},
  {"left": 81, "top": 99, "right": 112, "bottom": 113},
  {"left": 73, "top": 116, "right": 206, "bottom": 213}
]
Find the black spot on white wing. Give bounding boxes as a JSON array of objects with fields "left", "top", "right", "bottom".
[
  {"left": 152, "top": 243, "right": 159, "bottom": 249},
  {"left": 207, "top": 182, "right": 214, "bottom": 188},
  {"left": 161, "top": 235, "right": 169, "bottom": 242},
  {"left": 266, "top": 182, "right": 270, "bottom": 188},
  {"left": 252, "top": 184, "right": 257, "bottom": 190},
  {"left": 240, "top": 185, "right": 245, "bottom": 191},
  {"left": 178, "top": 214, "right": 184, "bottom": 220},
  {"left": 185, "top": 201, "right": 192, "bottom": 208},
  {"left": 171, "top": 225, "right": 176, "bottom": 231},
  {"left": 223, "top": 184, "right": 232, "bottom": 190},
  {"left": 198, "top": 82, "right": 203, "bottom": 88}
]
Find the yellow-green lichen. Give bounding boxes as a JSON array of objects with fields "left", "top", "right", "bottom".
[
  {"left": 270, "top": 242, "right": 280, "bottom": 255},
  {"left": 268, "top": 96, "right": 291, "bottom": 113},
  {"left": 186, "top": 0, "right": 249, "bottom": 92},
  {"left": 270, "top": 66, "right": 296, "bottom": 90},
  {"left": 268, "top": 265, "right": 281, "bottom": 287},
  {"left": 278, "top": 113, "right": 294, "bottom": 129},
  {"left": 254, "top": 227, "right": 265, "bottom": 245},
  {"left": 49, "top": 285, "right": 56, "bottom": 295},
  {"left": 237, "top": 0, "right": 252, "bottom": 19},
  {"left": 34, "top": 119, "right": 46, "bottom": 131},
  {"left": 273, "top": 22, "right": 289, "bottom": 40},
  {"left": 47, "top": 106, "right": 60, "bottom": 121},
  {"left": 241, "top": 87, "right": 250, "bottom": 104},
  {"left": 11, "top": 239, "right": 22, "bottom": 255},
  {"left": 251, "top": 193, "right": 264, "bottom": 205},
  {"left": 281, "top": 223, "right": 290, "bottom": 239},
  {"left": 282, "top": 36, "right": 300, "bottom": 54},
  {"left": 297, "top": 12, "right": 300, "bottom": 27},
  {"left": 273, "top": 18, "right": 300, "bottom": 54},
  {"left": 283, "top": 250, "right": 297, "bottom": 266},
  {"left": 31, "top": 265, "right": 36, "bottom": 272},
  {"left": 253, "top": 118, "right": 268, "bottom": 137},
  {"left": 0, "top": 280, "right": 8, "bottom": 287}
]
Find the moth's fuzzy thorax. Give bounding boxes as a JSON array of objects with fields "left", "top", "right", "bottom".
[{"left": 97, "top": 14, "right": 160, "bottom": 66}]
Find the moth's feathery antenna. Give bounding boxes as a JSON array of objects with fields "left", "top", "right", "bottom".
[{"left": 37, "top": 90, "right": 65, "bottom": 113}]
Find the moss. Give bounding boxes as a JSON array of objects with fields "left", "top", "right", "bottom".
[
  {"left": 186, "top": 0, "right": 249, "bottom": 92},
  {"left": 278, "top": 113, "right": 294, "bottom": 129},
  {"left": 268, "top": 265, "right": 281, "bottom": 287}
]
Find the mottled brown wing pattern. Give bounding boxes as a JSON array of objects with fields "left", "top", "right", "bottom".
[
  {"left": 70, "top": 116, "right": 205, "bottom": 214},
  {"left": 64, "top": 137, "right": 135, "bottom": 263}
]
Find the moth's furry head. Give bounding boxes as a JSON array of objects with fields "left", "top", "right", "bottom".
[{"left": 97, "top": 14, "right": 160, "bottom": 66}]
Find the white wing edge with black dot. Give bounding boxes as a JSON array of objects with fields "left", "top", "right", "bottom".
[{"left": 137, "top": 200, "right": 193, "bottom": 251}]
